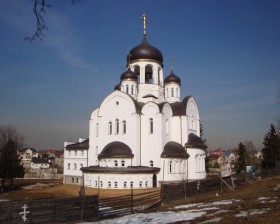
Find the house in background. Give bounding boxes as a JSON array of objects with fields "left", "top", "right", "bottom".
[{"left": 18, "top": 148, "right": 39, "bottom": 170}]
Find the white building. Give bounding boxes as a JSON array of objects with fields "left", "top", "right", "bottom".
[{"left": 64, "top": 15, "right": 207, "bottom": 189}]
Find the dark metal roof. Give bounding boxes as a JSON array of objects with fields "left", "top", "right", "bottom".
[
  {"left": 120, "top": 68, "right": 138, "bottom": 81},
  {"left": 82, "top": 166, "right": 160, "bottom": 174},
  {"left": 169, "top": 96, "right": 192, "bottom": 116},
  {"left": 114, "top": 83, "right": 121, "bottom": 91},
  {"left": 161, "top": 141, "right": 189, "bottom": 159},
  {"left": 128, "top": 37, "right": 163, "bottom": 66},
  {"left": 31, "top": 157, "right": 49, "bottom": 164},
  {"left": 98, "top": 141, "right": 134, "bottom": 159},
  {"left": 186, "top": 133, "right": 207, "bottom": 150},
  {"left": 65, "top": 139, "right": 89, "bottom": 150},
  {"left": 164, "top": 70, "right": 181, "bottom": 86},
  {"left": 143, "top": 94, "right": 158, "bottom": 99}
]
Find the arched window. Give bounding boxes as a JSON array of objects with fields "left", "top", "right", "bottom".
[
  {"left": 114, "top": 181, "right": 118, "bottom": 188},
  {"left": 108, "top": 181, "right": 111, "bottom": 188},
  {"left": 116, "top": 119, "right": 119, "bottom": 134},
  {"left": 145, "top": 181, "right": 148, "bottom": 187},
  {"left": 130, "top": 181, "right": 134, "bottom": 188},
  {"left": 74, "top": 163, "right": 77, "bottom": 170},
  {"left": 121, "top": 160, "right": 125, "bottom": 167},
  {"left": 124, "top": 181, "right": 127, "bottom": 188},
  {"left": 81, "top": 150, "right": 84, "bottom": 156},
  {"left": 100, "top": 181, "right": 103, "bottom": 187},
  {"left": 145, "top": 65, "right": 153, "bottom": 84},
  {"left": 67, "top": 163, "right": 70, "bottom": 169},
  {"left": 80, "top": 163, "right": 83, "bottom": 169},
  {"left": 150, "top": 160, "right": 154, "bottom": 167},
  {"left": 131, "top": 85, "right": 134, "bottom": 95},
  {"left": 149, "top": 118, "right": 153, "bottom": 134},
  {"left": 123, "top": 120, "right": 126, "bottom": 134},
  {"left": 171, "top": 88, "right": 174, "bottom": 97},
  {"left": 166, "top": 89, "right": 169, "bottom": 97},
  {"left": 114, "top": 160, "right": 118, "bottom": 167},
  {"left": 139, "top": 181, "right": 143, "bottom": 188},
  {"left": 95, "top": 181, "right": 98, "bottom": 187},
  {"left": 108, "top": 121, "right": 112, "bottom": 135},
  {"left": 126, "top": 85, "right": 129, "bottom": 93}
]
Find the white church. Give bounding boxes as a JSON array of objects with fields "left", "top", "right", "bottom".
[{"left": 63, "top": 15, "right": 207, "bottom": 189}]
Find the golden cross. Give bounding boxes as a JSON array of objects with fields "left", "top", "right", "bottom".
[
  {"left": 141, "top": 13, "right": 147, "bottom": 37},
  {"left": 170, "top": 56, "right": 174, "bottom": 71}
]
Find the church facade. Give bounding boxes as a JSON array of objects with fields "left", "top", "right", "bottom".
[{"left": 64, "top": 15, "right": 207, "bottom": 189}]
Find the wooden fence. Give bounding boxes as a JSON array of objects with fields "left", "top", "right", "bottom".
[
  {"left": 99, "top": 189, "right": 161, "bottom": 217},
  {"left": 0, "top": 195, "right": 98, "bottom": 223}
]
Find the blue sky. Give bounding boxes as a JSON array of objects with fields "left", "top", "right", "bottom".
[{"left": 0, "top": 0, "right": 279, "bottom": 151}]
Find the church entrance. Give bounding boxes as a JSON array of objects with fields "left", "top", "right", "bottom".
[{"left": 153, "top": 174, "right": 157, "bottom": 188}]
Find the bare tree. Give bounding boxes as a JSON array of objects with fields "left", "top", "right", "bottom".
[
  {"left": 0, "top": 125, "right": 24, "bottom": 152},
  {"left": 24, "top": 0, "right": 80, "bottom": 42},
  {"left": 243, "top": 140, "right": 258, "bottom": 166}
]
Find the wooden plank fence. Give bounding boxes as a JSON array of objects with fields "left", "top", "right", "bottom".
[
  {"left": 0, "top": 195, "right": 98, "bottom": 223},
  {"left": 99, "top": 189, "right": 161, "bottom": 217}
]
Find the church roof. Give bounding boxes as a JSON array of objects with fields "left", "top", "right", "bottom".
[
  {"left": 164, "top": 70, "right": 181, "bottom": 86},
  {"left": 127, "top": 37, "right": 163, "bottom": 66},
  {"left": 65, "top": 139, "right": 89, "bottom": 150},
  {"left": 186, "top": 133, "right": 207, "bottom": 150},
  {"left": 98, "top": 141, "right": 134, "bottom": 159},
  {"left": 161, "top": 141, "right": 189, "bottom": 159},
  {"left": 169, "top": 96, "right": 192, "bottom": 116},
  {"left": 120, "top": 68, "right": 138, "bottom": 81},
  {"left": 114, "top": 83, "right": 121, "bottom": 91},
  {"left": 82, "top": 166, "right": 160, "bottom": 174}
]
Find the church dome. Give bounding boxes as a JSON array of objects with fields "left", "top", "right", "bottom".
[
  {"left": 161, "top": 141, "right": 189, "bottom": 159},
  {"left": 186, "top": 133, "right": 207, "bottom": 150},
  {"left": 120, "top": 68, "right": 138, "bottom": 81},
  {"left": 98, "top": 141, "right": 134, "bottom": 159},
  {"left": 114, "top": 83, "right": 121, "bottom": 91},
  {"left": 164, "top": 70, "right": 181, "bottom": 86},
  {"left": 127, "top": 38, "right": 163, "bottom": 65}
]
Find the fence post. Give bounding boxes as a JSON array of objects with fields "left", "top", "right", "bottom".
[{"left": 130, "top": 186, "right": 134, "bottom": 213}]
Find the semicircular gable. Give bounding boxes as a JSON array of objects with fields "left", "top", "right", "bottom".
[
  {"left": 90, "top": 108, "right": 99, "bottom": 119},
  {"left": 141, "top": 101, "right": 160, "bottom": 115},
  {"left": 161, "top": 103, "right": 173, "bottom": 116},
  {"left": 186, "top": 96, "right": 200, "bottom": 121},
  {"left": 98, "top": 91, "right": 138, "bottom": 116}
]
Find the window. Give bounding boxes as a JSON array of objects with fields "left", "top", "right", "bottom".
[
  {"left": 123, "top": 120, "right": 126, "bottom": 134},
  {"left": 166, "top": 89, "right": 169, "bottom": 97},
  {"left": 114, "top": 160, "right": 118, "bottom": 167},
  {"left": 76, "top": 178, "right": 79, "bottom": 184},
  {"left": 67, "top": 163, "right": 70, "bottom": 169},
  {"left": 139, "top": 181, "right": 142, "bottom": 188},
  {"left": 72, "top": 178, "right": 74, "bottom": 183},
  {"left": 124, "top": 181, "right": 127, "bottom": 188},
  {"left": 149, "top": 118, "right": 153, "bottom": 134},
  {"left": 95, "top": 181, "right": 98, "bottom": 187},
  {"left": 96, "top": 123, "right": 99, "bottom": 137},
  {"left": 176, "top": 88, "right": 179, "bottom": 97},
  {"left": 165, "top": 119, "right": 169, "bottom": 135},
  {"left": 114, "top": 181, "right": 118, "bottom": 188},
  {"left": 100, "top": 181, "right": 103, "bottom": 187},
  {"left": 145, "top": 181, "right": 148, "bottom": 187},
  {"left": 126, "top": 85, "right": 129, "bottom": 93},
  {"left": 68, "top": 150, "right": 71, "bottom": 156},
  {"left": 80, "top": 163, "right": 83, "bottom": 169},
  {"left": 108, "top": 121, "right": 112, "bottom": 135},
  {"left": 150, "top": 160, "right": 154, "bottom": 167},
  {"left": 171, "top": 88, "right": 174, "bottom": 97},
  {"left": 116, "top": 119, "right": 119, "bottom": 134},
  {"left": 108, "top": 181, "right": 111, "bottom": 188},
  {"left": 74, "top": 163, "right": 77, "bottom": 170},
  {"left": 81, "top": 150, "right": 84, "bottom": 156},
  {"left": 121, "top": 160, "right": 125, "bottom": 167},
  {"left": 74, "top": 150, "right": 77, "bottom": 156},
  {"left": 131, "top": 85, "right": 134, "bottom": 95},
  {"left": 130, "top": 181, "right": 134, "bottom": 188},
  {"left": 169, "top": 161, "right": 173, "bottom": 173}
]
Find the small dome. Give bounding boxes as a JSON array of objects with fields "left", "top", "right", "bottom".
[
  {"left": 185, "top": 133, "right": 207, "bottom": 150},
  {"left": 127, "top": 38, "right": 163, "bottom": 65},
  {"left": 98, "top": 141, "right": 134, "bottom": 159},
  {"left": 114, "top": 83, "right": 121, "bottom": 91},
  {"left": 161, "top": 141, "right": 189, "bottom": 159},
  {"left": 120, "top": 68, "right": 138, "bottom": 81},
  {"left": 164, "top": 70, "right": 181, "bottom": 86}
]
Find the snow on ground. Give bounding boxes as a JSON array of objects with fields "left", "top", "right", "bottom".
[{"left": 83, "top": 197, "right": 278, "bottom": 224}]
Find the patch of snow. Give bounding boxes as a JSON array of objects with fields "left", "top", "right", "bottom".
[
  {"left": 258, "top": 197, "right": 270, "bottom": 201},
  {"left": 174, "top": 202, "right": 204, "bottom": 209},
  {"left": 187, "top": 207, "right": 219, "bottom": 213},
  {"left": 199, "top": 217, "right": 222, "bottom": 223},
  {"left": 214, "top": 209, "right": 231, "bottom": 215},
  {"left": 208, "top": 200, "right": 232, "bottom": 206},
  {"left": 235, "top": 208, "right": 270, "bottom": 217},
  {"left": 86, "top": 210, "right": 206, "bottom": 224}
]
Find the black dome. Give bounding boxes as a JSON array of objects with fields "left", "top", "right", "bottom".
[
  {"left": 114, "top": 83, "right": 121, "bottom": 91},
  {"left": 127, "top": 38, "right": 163, "bottom": 65},
  {"left": 185, "top": 133, "right": 207, "bottom": 150},
  {"left": 164, "top": 70, "right": 181, "bottom": 86},
  {"left": 161, "top": 141, "right": 189, "bottom": 159},
  {"left": 98, "top": 141, "right": 134, "bottom": 159},
  {"left": 120, "top": 68, "right": 138, "bottom": 81}
]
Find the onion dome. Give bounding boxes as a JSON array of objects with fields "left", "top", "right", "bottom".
[
  {"left": 114, "top": 83, "right": 121, "bottom": 91},
  {"left": 120, "top": 67, "right": 138, "bottom": 81},
  {"left": 127, "top": 38, "right": 163, "bottom": 66},
  {"left": 164, "top": 70, "right": 181, "bottom": 86},
  {"left": 185, "top": 133, "right": 207, "bottom": 150},
  {"left": 98, "top": 141, "right": 134, "bottom": 159}
]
